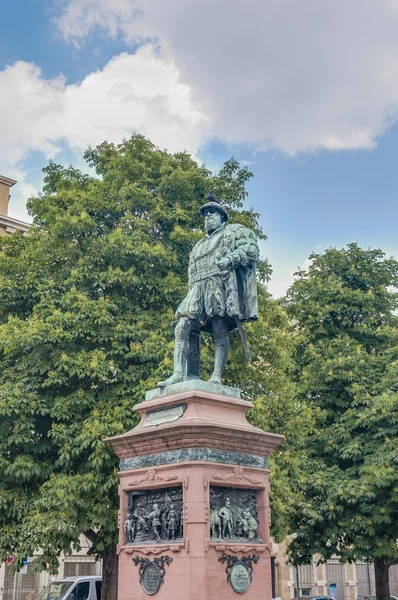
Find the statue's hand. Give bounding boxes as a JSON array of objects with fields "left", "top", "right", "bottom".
[{"left": 216, "top": 256, "right": 230, "bottom": 271}]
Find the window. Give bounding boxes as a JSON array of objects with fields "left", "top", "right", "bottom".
[
  {"left": 64, "top": 560, "right": 96, "bottom": 577},
  {"left": 3, "top": 563, "right": 40, "bottom": 600},
  {"left": 75, "top": 582, "right": 90, "bottom": 600},
  {"left": 95, "top": 580, "right": 102, "bottom": 600}
]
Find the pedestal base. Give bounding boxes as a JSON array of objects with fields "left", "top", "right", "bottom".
[{"left": 105, "top": 382, "right": 283, "bottom": 599}]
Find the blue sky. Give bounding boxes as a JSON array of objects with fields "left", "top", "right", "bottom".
[{"left": 2, "top": 0, "right": 398, "bottom": 297}]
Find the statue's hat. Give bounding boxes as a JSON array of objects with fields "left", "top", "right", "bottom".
[{"left": 199, "top": 192, "right": 229, "bottom": 220}]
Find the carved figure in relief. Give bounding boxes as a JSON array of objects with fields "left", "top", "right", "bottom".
[
  {"left": 218, "top": 497, "right": 233, "bottom": 539},
  {"left": 246, "top": 511, "right": 258, "bottom": 539},
  {"left": 210, "top": 509, "right": 222, "bottom": 539},
  {"left": 161, "top": 509, "right": 168, "bottom": 539},
  {"left": 179, "top": 506, "right": 184, "bottom": 538},
  {"left": 134, "top": 504, "right": 149, "bottom": 535},
  {"left": 158, "top": 192, "right": 260, "bottom": 387},
  {"left": 235, "top": 512, "right": 248, "bottom": 539},
  {"left": 123, "top": 513, "right": 135, "bottom": 544},
  {"left": 148, "top": 503, "right": 162, "bottom": 542},
  {"left": 167, "top": 503, "right": 179, "bottom": 540}
]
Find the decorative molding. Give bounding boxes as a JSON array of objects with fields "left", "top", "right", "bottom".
[
  {"left": 125, "top": 545, "right": 182, "bottom": 555},
  {"left": 0, "top": 214, "right": 30, "bottom": 234},
  {"left": 128, "top": 469, "right": 178, "bottom": 487},
  {"left": 213, "top": 466, "right": 261, "bottom": 485},
  {"left": 215, "top": 545, "right": 267, "bottom": 554},
  {"left": 117, "top": 437, "right": 274, "bottom": 459},
  {"left": 120, "top": 447, "right": 268, "bottom": 471}
]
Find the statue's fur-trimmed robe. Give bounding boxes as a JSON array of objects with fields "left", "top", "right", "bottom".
[{"left": 176, "top": 223, "right": 260, "bottom": 332}]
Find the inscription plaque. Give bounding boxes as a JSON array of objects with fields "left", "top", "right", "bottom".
[
  {"left": 230, "top": 562, "right": 251, "bottom": 594},
  {"left": 133, "top": 555, "right": 173, "bottom": 594},
  {"left": 141, "top": 562, "right": 162, "bottom": 595},
  {"left": 218, "top": 553, "right": 259, "bottom": 593},
  {"left": 144, "top": 404, "right": 187, "bottom": 427}
]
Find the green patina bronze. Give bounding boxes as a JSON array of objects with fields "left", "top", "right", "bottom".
[{"left": 158, "top": 193, "right": 260, "bottom": 387}]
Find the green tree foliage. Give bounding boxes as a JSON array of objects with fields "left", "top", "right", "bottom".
[
  {"left": 0, "top": 135, "right": 304, "bottom": 596},
  {"left": 282, "top": 243, "right": 398, "bottom": 600}
]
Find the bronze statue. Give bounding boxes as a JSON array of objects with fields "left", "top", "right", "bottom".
[{"left": 158, "top": 192, "right": 260, "bottom": 386}]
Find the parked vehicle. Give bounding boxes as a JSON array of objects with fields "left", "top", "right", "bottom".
[
  {"left": 35, "top": 576, "right": 102, "bottom": 600},
  {"left": 299, "top": 596, "right": 334, "bottom": 600},
  {"left": 357, "top": 596, "right": 398, "bottom": 600}
]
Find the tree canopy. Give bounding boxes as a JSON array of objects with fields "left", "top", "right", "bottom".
[
  {"left": 283, "top": 243, "right": 398, "bottom": 600},
  {"left": 0, "top": 135, "right": 303, "bottom": 597}
]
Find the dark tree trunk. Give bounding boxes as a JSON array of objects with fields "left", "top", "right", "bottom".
[
  {"left": 374, "top": 557, "right": 390, "bottom": 600},
  {"left": 101, "top": 544, "right": 118, "bottom": 600}
]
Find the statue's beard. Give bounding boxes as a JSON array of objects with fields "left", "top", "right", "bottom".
[{"left": 205, "top": 217, "right": 222, "bottom": 232}]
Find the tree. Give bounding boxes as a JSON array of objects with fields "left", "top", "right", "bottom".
[
  {"left": 282, "top": 243, "right": 398, "bottom": 600},
  {"left": 0, "top": 134, "right": 302, "bottom": 597}
]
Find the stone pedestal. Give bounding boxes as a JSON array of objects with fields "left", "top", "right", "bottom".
[{"left": 105, "top": 380, "right": 283, "bottom": 599}]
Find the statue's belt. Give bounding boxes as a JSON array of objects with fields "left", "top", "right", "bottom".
[{"left": 190, "top": 266, "right": 225, "bottom": 283}]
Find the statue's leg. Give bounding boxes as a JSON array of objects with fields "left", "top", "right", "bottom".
[
  {"left": 209, "top": 316, "right": 230, "bottom": 384},
  {"left": 186, "top": 326, "right": 201, "bottom": 379},
  {"left": 157, "top": 317, "right": 195, "bottom": 387}
]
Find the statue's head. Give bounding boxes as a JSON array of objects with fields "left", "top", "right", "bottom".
[{"left": 200, "top": 192, "right": 228, "bottom": 233}]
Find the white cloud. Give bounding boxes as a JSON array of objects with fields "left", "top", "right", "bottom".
[
  {"left": 4, "top": 0, "right": 398, "bottom": 221},
  {"left": 0, "top": 46, "right": 208, "bottom": 220},
  {"left": 0, "top": 47, "right": 207, "bottom": 169},
  {"left": 54, "top": 0, "right": 398, "bottom": 155}
]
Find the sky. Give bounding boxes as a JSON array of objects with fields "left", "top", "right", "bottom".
[{"left": 1, "top": 0, "right": 398, "bottom": 298}]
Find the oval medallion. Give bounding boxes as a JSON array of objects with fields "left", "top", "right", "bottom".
[
  {"left": 141, "top": 562, "right": 161, "bottom": 595},
  {"left": 230, "top": 562, "right": 251, "bottom": 594}
]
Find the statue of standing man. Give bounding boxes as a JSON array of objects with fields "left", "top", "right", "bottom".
[{"left": 158, "top": 192, "right": 260, "bottom": 387}]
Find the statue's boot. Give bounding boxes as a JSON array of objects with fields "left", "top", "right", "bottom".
[
  {"left": 157, "top": 320, "right": 190, "bottom": 387},
  {"left": 157, "top": 372, "right": 184, "bottom": 387},
  {"left": 208, "top": 338, "right": 229, "bottom": 384}
]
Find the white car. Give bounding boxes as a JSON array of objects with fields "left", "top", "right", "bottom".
[{"left": 35, "top": 576, "right": 102, "bottom": 600}]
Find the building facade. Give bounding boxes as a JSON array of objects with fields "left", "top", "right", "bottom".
[
  {"left": 273, "top": 540, "right": 398, "bottom": 600},
  {"left": 0, "top": 536, "right": 102, "bottom": 600},
  {"left": 0, "top": 175, "right": 30, "bottom": 236}
]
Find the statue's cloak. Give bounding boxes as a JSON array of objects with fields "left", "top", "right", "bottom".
[
  {"left": 178, "top": 223, "right": 259, "bottom": 333},
  {"left": 212, "top": 223, "right": 258, "bottom": 332}
]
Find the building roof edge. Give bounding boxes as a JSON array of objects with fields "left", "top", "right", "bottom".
[{"left": 0, "top": 175, "right": 17, "bottom": 187}]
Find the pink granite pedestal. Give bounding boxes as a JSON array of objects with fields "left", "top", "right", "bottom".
[{"left": 105, "top": 381, "right": 283, "bottom": 599}]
